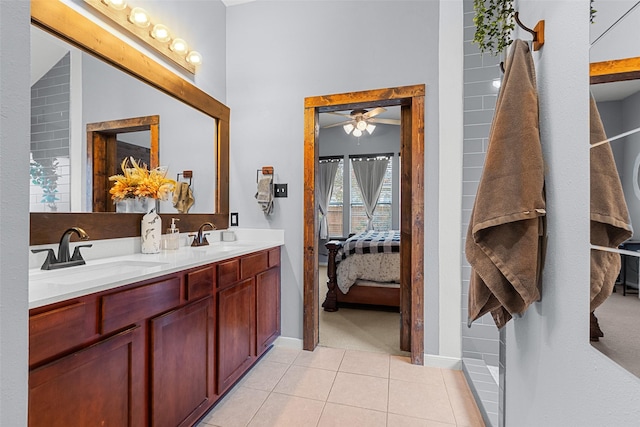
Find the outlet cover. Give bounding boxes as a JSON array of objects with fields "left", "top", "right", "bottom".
[
  {"left": 230, "top": 212, "right": 239, "bottom": 226},
  {"left": 274, "top": 183, "right": 288, "bottom": 198}
]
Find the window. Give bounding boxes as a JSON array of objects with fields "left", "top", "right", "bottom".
[
  {"left": 350, "top": 157, "right": 393, "bottom": 233},
  {"left": 326, "top": 159, "right": 343, "bottom": 237}
]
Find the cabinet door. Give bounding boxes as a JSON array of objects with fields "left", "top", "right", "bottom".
[
  {"left": 150, "top": 296, "right": 215, "bottom": 427},
  {"left": 217, "top": 278, "right": 255, "bottom": 393},
  {"left": 29, "top": 327, "right": 144, "bottom": 427},
  {"left": 256, "top": 267, "right": 281, "bottom": 355}
]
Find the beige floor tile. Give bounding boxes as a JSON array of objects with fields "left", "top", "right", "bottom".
[
  {"left": 202, "top": 386, "right": 269, "bottom": 427},
  {"left": 239, "top": 361, "right": 290, "bottom": 392},
  {"left": 339, "top": 350, "right": 390, "bottom": 378},
  {"left": 447, "top": 387, "right": 485, "bottom": 427},
  {"left": 263, "top": 346, "right": 301, "bottom": 365},
  {"left": 293, "top": 346, "right": 345, "bottom": 371},
  {"left": 327, "top": 372, "right": 389, "bottom": 412},
  {"left": 388, "top": 379, "right": 455, "bottom": 424},
  {"left": 273, "top": 365, "right": 337, "bottom": 401},
  {"left": 441, "top": 368, "right": 470, "bottom": 391},
  {"left": 387, "top": 413, "right": 456, "bottom": 427},
  {"left": 247, "top": 392, "right": 325, "bottom": 427},
  {"left": 389, "top": 356, "right": 445, "bottom": 386},
  {"left": 318, "top": 402, "right": 386, "bottom": 427}
]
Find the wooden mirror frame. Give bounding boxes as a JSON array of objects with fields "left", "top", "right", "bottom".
[
  {"left": 590, "top": 56, "right": 640, "bottom": 84},
  {"left": 29, "top": 0, "right": 230, "bottom": 245}
]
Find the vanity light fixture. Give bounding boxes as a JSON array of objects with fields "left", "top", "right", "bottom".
[
  {"left": 186, "top": 51, "right": 203, "bottom": 66},
  {"left": 128, "top": 7, "right": 150, "bottom": 28},
  {"left": 150, "top": 24, "right": 171, "bottom": 43},
  {"left": 84, "top": 0, "right": 202, "bottom": 74},
  {"left": 102, "top": 0, "right": 127, "bottom": 10},
  {"left": 170, "top": 38, "right": 189, "bottom": 55}
]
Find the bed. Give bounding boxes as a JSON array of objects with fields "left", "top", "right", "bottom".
[{"left": 322, "top": 230, "right": 401, "bottom": 311}]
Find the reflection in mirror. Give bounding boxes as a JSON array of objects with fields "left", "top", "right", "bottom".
[
  {"left": 30, "top": 0, "right": 230, "bottom": 245},
  {"left": 590, "top": 0, "right": 640, "bottom": 378},
  {"left": 30, "top": 25, "right": 216, "bottom": 214}
]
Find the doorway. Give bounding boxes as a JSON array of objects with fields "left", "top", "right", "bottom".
[{"left": 303, "top": 85, "right": 425, "bottom": 364}]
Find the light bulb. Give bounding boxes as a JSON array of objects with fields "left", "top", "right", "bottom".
[
  {"left": 102, "top": 0, "right": 127, "bottom": 10},
  {"left": 353, "top": 129, "right": 363, "bottom": 137},
  {"left": 128, "top": 7, "right": 150, "bottom": 28},
  {"left": 343, "top": 124, "right": 354, "bottom": 134},
  {"left": 356, "top": 120, "right": 367, "bottom": 131},
  {"left": 366, "top": 124, "right": 376, "bottom": 135},
  {"left": 186, "top": 51, "right": 203, "bottom": 65},
  {"left": 150, "top": 24, "right": 171, "bottom": 42},
  {"left": 170, "top": 38, "right": 188, "bottom": 54}
]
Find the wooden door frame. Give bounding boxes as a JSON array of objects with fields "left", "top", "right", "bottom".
[{"left": 303, "top": 85, "right": 425, "bottom": 364}]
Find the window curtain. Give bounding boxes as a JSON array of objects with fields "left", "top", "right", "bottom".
[
  {"left": 317, "top": 160, "right": 339, "bottom": 239},
  {"left": 351, "top": 157, "right": 389, "bottom": 231}
]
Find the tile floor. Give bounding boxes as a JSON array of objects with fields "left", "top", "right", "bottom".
[{"left": 197, "top": 346, "right": 485, "bottom": 427}]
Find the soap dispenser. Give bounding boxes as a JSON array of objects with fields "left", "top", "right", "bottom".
[{"left": 165, "top": 218, "right": 180, "bottom": 250}]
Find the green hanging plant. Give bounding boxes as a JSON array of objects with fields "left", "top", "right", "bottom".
[
  {"left": 472, "top": 0, "right": 516, "bottom": 55},
  {"left": 591, "top": 0, "right": 596, "bottom": 24}
]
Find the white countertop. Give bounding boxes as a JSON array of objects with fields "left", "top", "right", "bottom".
[{"left": 29, "top": 237, "right": 283, "bottom": 309}]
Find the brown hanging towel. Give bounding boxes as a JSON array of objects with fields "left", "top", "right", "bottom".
[{"left": 465, "top": 39, "right": 547, "bottom": 329}]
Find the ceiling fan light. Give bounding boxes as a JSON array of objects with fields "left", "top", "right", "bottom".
[
  {"left": 150, "top": 24, "right": 171, "bottom": 42},
  {"left": 356, "top": 120, "right": 367, "bottom": 131},
  {"left": 366, "top": 124, "right": 376, "bottom": 135},
  {"left": 129, "top": 7, "right": 150, "bottom": 28},
  {"left": 343, "top": 124, "right": 354, "bottom": 134},
  {"left": 352, "top": 128, "right": 363, "bottom": 137}
]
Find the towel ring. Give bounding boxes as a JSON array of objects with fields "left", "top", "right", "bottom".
[{"left": 177, "top": 170, "right": 193, "bottom": 186}]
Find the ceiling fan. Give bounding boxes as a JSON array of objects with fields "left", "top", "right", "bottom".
[{"left": 322, "top": 107, "right": 401, "bottom": 137}]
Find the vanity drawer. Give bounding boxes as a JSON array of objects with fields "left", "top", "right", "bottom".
[
  {"left": 268, "top": 247, "right": 280, "bottom": 268},
  {"left": 218, "top": 259, "right": 240, "bottom": 289},
  {"left": 187, "top": 266, "right": 215, "bottom": 300},
  {"left": 241, "top": 252, "right": 269, "bottom": 280},
  {"left": 29, "top": 300, "right": 97, "bottom": 366},
  {"left": 101, "top": 276, "right": 182, "bottom": 334}
]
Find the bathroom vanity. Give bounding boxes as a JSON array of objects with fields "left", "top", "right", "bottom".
[{"left": 28, "top": 241, "right": 281, "bottom": 427}]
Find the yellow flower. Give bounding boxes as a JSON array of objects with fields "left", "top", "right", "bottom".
[{"left": 109, "top": 157, "right": 176, "bottom": 202}]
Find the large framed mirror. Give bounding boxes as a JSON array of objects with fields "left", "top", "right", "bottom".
[
  {"left": 30, "top": 0, "right": 230, "bottom": 245},
  {"left": 589, "top": 1, "right": 640, "bottom": 378}
]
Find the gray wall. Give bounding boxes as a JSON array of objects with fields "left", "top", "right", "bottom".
[
  {"left": 226, "top": 0, "right": 442, "bottom": 349},
  {"left": 504, "top": 1, "right": 640, "bottom": 425},
  {"left": 620, "top": 91, "right": 640, "bottom": 240},
  {"left": 0, "top": 1, "right": 30, "bottom": 425}
]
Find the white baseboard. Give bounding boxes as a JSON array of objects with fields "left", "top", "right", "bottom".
[{"left": 273, "top": 337, "right": 462, "bottom": 370}]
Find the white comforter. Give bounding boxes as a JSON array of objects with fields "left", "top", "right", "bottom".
[{"left": 336, "top": 252, "right": 401, "bottom": 294}]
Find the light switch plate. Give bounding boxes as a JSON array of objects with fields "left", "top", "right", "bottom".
[{"left": 230, "top": 212, "right": 239, "bottom": 226}]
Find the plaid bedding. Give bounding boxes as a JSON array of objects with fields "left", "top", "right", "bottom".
[{"left": 337, "top": 230, "right": 401, "bottom": 261}]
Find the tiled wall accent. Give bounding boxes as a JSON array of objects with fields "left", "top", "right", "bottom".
[
  {"left": 462, "top": 0, "right": 501, "bottom": 367},
  {"left": 30, "top": 53, "right": 71, "bottom": 212},
  {"left": 462, "top": 1, "right": 501, "bottom": 425}
]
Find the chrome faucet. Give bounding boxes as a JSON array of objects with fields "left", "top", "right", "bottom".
[
  {"left": 32, "top": 227, "right": 92, "bottom": 270},
  {"left": 190, "top": 222, "right": 216, "bottom": 247}
]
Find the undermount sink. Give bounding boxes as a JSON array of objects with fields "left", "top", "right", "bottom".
[
  {"left": 193, "top": 242, "right": 256, "bottom": 254},
  {"left": 29, "top": 259, "right": 169, "bottom": 285}
]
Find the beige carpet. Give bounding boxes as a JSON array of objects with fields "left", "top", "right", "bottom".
[
  {"left": 592, "top": 284, "right": 640, "bottom": 378},
  {"left": 318, "top": 265, "right": 409, "bottom": 356}
]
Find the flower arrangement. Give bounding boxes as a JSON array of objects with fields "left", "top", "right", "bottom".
[{"left": 109, "top": 156, "right": 176, "bottom": 202}]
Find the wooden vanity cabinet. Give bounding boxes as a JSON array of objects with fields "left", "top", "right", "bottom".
[
  {"left": 150, "top": 295, "right": 216, "bottom": 427},
  {"left": 28, "top": 247, "right": 280, "bottom": 427}
]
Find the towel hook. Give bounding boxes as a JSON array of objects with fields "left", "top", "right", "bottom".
[
  {"left": 514, "top": 12, "right": 545, "bottom": 51},
  {"left": 498, "top": 12, "right": 545, "bottom": 74}
]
